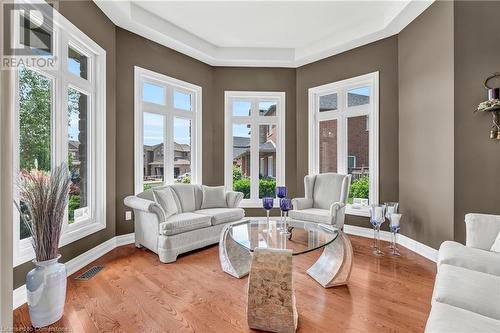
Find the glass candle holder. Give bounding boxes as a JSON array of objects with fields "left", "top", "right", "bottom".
[
  {"left": 276, "top": 186, "right": 287, "bottom": 229},
  {"left": 276, "top": 186, "right": 287, "bottom": 199},
  {"left": 384, "top": 202, "right": 399, "bottom": 248},
  {"left": 390, "top": 213, "right": 402, "bottom": 256},
  {"left": 370, "top": 204, "right": 386, "bottom": 256},
  {"left": 280, "top": 198, "right": 292, "bottom": 235},
  {"left": 262, "top": 197, "right": 274, "bottom": 230}
]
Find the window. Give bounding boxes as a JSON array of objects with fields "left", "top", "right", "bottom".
[
  {"left": 13, "top": 9, "right": 106, "bottom": 265},
  {"left": 225, "top": 91, "right": 285, "bottom": 207},
  {"left": 134, "top": 67, "right": 202, "bottom": 193},
  {"left": 308, "top": 72, "right": 378, "bottom": 217}
]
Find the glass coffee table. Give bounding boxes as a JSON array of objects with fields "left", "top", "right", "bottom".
[{"left": 219, "top": 218, "right": 354, "bottom": 288}]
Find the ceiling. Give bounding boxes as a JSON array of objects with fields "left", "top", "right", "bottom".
[{"left": 94, "top": 0, "right": 433, "bottom": 67}]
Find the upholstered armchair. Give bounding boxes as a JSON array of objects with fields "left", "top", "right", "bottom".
[{"left": 289, "top": 173, "right": 352, "bottom": 230}]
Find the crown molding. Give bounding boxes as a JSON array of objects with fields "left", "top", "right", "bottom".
[{"left": 94, "top": 0, "right": 433, "bottom": 68}]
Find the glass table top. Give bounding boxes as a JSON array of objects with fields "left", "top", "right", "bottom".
[{"left": 227, "top": 218, "right": 339, "bottom": 255}]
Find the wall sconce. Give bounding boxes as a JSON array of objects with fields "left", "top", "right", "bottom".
[{"left": 475, "top": 72, "right": 500, "bottom": 140}]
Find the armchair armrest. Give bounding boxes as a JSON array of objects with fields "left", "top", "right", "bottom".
[
  {"left": 226, "top": 191, "right": 244, "bottom": 208},
  {"left": 124, "top": 196, "right": 166, "bottom": 222},
  {"left": 291, "top": 198, "right": 313, "bottom": 210},
  {"left": 330, "top": 202, "right": 346, "bottom": 229},
  {"left": 465, "top": 213, "right": 500, "bottom": 251}
]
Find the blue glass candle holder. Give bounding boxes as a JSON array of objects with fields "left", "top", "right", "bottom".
[
  {"left": 276, "top": 186, "right": 287, "bottom": 199},
  {"left": 276, "top": 186, "right": 287, "bottom": 228},
  {"left": 262, "top": 197, "right": 274, "bottom": 225},
  {"left": 280, "top": 198, "right": 292, "bottom": 235}
]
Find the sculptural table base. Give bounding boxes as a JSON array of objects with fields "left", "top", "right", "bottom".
[
  {"left": 219, "top": 222, "right": 251, "bottom": 278},
  {"left": 219, "top": 223, "right": 353, "bottom": 288},
  {"left": 306, "top": 231, "right": 353, "bottom": 288}
]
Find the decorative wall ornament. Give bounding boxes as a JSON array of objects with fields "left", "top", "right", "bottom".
[{"left": 475, "top": 72, "right": 500, "bottom": 140}]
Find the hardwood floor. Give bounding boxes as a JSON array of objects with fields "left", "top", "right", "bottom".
[{"left": 13, "top": 235, "right": 436, "bottom": 332}]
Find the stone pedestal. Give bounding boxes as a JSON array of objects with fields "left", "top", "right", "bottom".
[{"left": 247, "top": 248, "right": 298, "bottom": 333}]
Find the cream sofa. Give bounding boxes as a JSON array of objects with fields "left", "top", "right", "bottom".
[
  {"left": 124, "top": 184, "right": 244, "bottom": 263},
  {"left": 425, "top": 213, "right": 500, "bottom": 332}
]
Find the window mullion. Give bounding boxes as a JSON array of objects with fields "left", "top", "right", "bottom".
[
  {"left": 250, "top": 99, "right": 259, "bottom": 201},
  {"left": 165, "top": 113, "right": 175, "bottom": 185}
]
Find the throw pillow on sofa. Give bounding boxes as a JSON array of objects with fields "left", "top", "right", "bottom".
[
  {"left": 201, "top": 185, "right": 226, "bottom": 209},
  {"left": 153, "top": 187, "right": 179, "bottom": 220}
]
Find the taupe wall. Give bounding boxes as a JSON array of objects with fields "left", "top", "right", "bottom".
[
  {"left": 14, "top": 1, "right": 117, "bottom": 288},
  {"left": 296, "top": 36, "right": 399, "bottom": 228},
  {"left": 398, "top": 1, "right": 455, "bottom": 249},
  {"left": 454, "top": 1, "right": 500, "bottom": 243},
  {"left": 115, "top": 28, "right": 214, "bottom": 235},
  {"left": 13, "top": 2, "right": 499, "bottom": 290},
  {"left": 212, "top": 67, "right": 297, "bottom": 217}
]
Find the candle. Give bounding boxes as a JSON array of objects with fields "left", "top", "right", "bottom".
[
  {"left": 386, "top": 206, "right": 395, "bottom": 220},
  {"left": 390, "top": 214, "right": 401, "bottom": 227}
]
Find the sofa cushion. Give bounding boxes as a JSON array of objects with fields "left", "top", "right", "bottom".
[
  {"left": 152, "top": 187, "right": 179, "bottom": 219},
  {"left": 432, "top": 264, "right": 500, "bottom": 320},
  {"left": 169, "top": 185, "right": 197, "bottom": 213},
  {"left": 289, "top": 208, "right": 331, "bottom": 224},
  {"left": 201, "top": 186, "right": 226, "bottom": 209},
  {"left": 159, "top": 213, "right": 211, "bottom": 236},
  {"left": 194, "top": 208, "right": 244, "bottom": 226},
  {"left": 425, "top": 302, "right": 500, "bottom": 333},
  {"left": 439, "top": 241, "right": 500, "bottom": 276}
]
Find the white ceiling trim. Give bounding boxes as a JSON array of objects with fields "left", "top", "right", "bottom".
[{"left": 94, "top": 0, "right": 433, "bottom": 68}]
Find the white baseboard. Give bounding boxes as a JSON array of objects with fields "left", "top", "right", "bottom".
[
  {"left": 344, "top": 225, "right": 438, "bottom": 262},
  {"left": 13, "top": 233, "right": 135, "bottom": 310}
]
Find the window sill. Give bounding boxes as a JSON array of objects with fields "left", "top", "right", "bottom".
[
  {"left": 238, "top": 201, "right": 372, "bottom": 218},
  {"left": 346, "top": 205, "right": 370, "bottom": 217},
  {"left": 239, "top": 200, "right": 281, "bottom": 209},
  {"left": 14, "top": 220, "right": 106, "bottom": 267}
]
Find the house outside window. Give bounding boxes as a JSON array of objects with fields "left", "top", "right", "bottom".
[
  {"left": 308, "top": 72, "right": 379, "bottom": 217},
  {"left": 225, "top": 91, "right": 285, "bottom": 207},
  {"left": 134, "top": 67, "right": 202, "bottom": 193}
]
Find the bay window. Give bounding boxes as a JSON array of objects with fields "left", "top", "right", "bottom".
[
  {"left": 134, "top": 67, "right": 202, "bottom": 193},
  {"left": 13, "top": 8, "right": 106, "bottom": 265},
  {"left": 224, "top": 91, "right": 285, "bottom": 207},
  {"left": 308, "top": 72, "right": 379, "bottom": 216}
]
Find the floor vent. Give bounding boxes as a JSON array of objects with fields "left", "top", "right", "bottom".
[{"left": 75, "top": 265, "right": 104, "bottom": 281}]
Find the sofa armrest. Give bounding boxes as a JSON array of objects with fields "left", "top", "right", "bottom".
[
  {"left": 226, "top": 191, "right": 244, "bottom": 208},
  {"left": 465, "top": 213, "right": 500, "bottom": 251},
  {"left": 291, "top": 198, "right": 313, "bottom": 210},
  {"left": 124, "top": 195, "right": 166, "bottom": 222}
]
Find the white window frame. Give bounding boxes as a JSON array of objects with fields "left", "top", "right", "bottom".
[
  {"left": 308, "top": 72, "right": 379, "bottom": 217},
  {"left": 13, "top": 6, "right": 107, "bottom": 266},
  {"left": 224, "top": 91, "right": 286, "bottom": 208},
  {"left": 134, "top": 66, "right": 202, "bottom": 194}
]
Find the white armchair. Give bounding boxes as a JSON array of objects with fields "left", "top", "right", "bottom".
[{"left": 290, "top": 173, "right": 351, "bottom": 230}]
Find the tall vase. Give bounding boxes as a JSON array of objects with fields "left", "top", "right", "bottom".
[{"left": 26, "top": 254, "right": 66, "bottom": 327}]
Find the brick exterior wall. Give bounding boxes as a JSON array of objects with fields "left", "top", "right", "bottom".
[
  {"left": 319, "top": 116, "right": 369, "bottom": 173},
  {"left": 319, "top": 119, "right": 337, "bottom": 172},
  {"left": 347, "top": 116, "right": 369, "bottom": 170}
]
